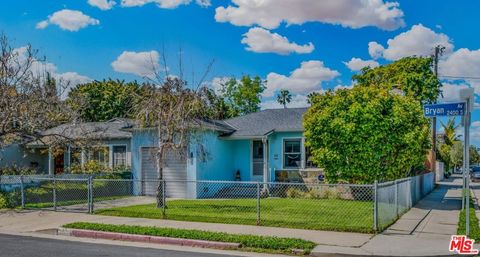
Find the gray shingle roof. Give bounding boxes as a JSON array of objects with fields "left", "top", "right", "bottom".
[
  {"left": 26, "top": 119, "right": 133, "bottom": 146},
  {"left": 221, "top": 108, "right": 308, "bottom": 138}
]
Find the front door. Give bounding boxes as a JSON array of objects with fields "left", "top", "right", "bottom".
[
  {"left": 252, "top": 140, "right": 264, "bottom": 181},
  {"left": 54, "top": 154, "right": 65, "bottom": 174}
]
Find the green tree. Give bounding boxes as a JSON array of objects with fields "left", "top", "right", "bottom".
[
  {"left": 470, "top": 146, "right": 480, "bottom": 165},
  {"left": 450, "top": 141, "right": 463, "bottom": 169},
  {"left": 202, "top": 88, "right": 232, "bottom": 120},
  {"left": 440, "top": 119, "right": 461, "bottom": 146},
  {"left": 67, "top": 79, "right": 145, "bottom": 122},
  {"left": 303, "top": 85, "right": 431, "bottom": 184},
  {"left": 220, "top": 75, "right": 265, "bottom": 117},
  {"left": 277, "top": 89, "right": 292, "bottom": 109},
  {"left": 436, "top": 118, "right": 461, "bottom": 172},
  {"left": 353, "top": 57, "right": 441, "bottom": 103}
]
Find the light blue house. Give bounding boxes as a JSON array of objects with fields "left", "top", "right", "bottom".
[{"left": 130, "top": 108, "right": 322, "bottom": 198}]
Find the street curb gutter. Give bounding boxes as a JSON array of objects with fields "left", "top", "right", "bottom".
[{"left": 58, "top": 228, "right": 241, "bottom": 250}]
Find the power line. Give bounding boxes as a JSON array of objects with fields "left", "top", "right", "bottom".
[{"left": 439, "top": 75, "right": 480, "bottom": 80}]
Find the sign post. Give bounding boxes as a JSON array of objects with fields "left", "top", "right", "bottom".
[{"left": 424, "top": 98, "right": 471, "bottom": 236}]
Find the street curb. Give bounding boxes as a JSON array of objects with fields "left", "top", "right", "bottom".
[{"left": 58, "top": 228, "right": 241, "bottom": 250}]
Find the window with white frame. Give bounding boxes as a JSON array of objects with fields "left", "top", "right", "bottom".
[
  {"left": 283, "top": 139, "right": 301, "bottom": 169},
  {"left": 87, "top": 146, "right": 110, "bottom": 168},
  {"left": 113, "top": 145, "right": 127, "bottom": 167}
]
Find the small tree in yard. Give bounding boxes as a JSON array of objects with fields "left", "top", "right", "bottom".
[
  {"left": 304, "top": 86, "right": 431, "bottom": 184},
  {"left": 0, "top": 34, "right": 75, "bottom": 150},
  {"left": 136, "top": 76, "right": 207, "bottom": 208}
]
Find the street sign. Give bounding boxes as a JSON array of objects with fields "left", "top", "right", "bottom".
[{"left": 423, "top": 102, "right": 466, "bottom": 117}]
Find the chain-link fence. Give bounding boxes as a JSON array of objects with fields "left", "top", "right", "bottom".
[
  {"left": 0, "top": 172, "right": 435, "bottom": 232},
  {"left": 376, "top": 172, "right": 435, "bottom": 230}
]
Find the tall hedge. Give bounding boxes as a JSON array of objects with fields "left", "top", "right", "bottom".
[{"left": 304, "top": 86, "right": 430, "bottom": 184}]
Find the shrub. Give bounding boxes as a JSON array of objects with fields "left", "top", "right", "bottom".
[
  {"left": 286, "top": 188, "right": 306, "bottom": 198},
  {"left": 0, "top": 165, "right": 37, "bottom": 176},
  {"left": 0, "top": 193, "right": 8, "bottom": 209},
  {"left": 69, "top": 161, "right": 132, "bottom": 177},
  {"left": 286, "top": 187, "right": 341, "bottom": 200}
]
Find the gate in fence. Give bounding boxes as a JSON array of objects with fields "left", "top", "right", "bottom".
[{"left": 20, "top": 177, "right": 92, "bottom": 213}]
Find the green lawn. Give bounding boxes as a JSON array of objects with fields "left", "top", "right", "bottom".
[
  {"left": 25, "top": 196, "right": 129, "bottom": 209},
  {"left": 63, "top": 222, "right": 316, "bottom": 255},
  {"left": 95, "top": 198, "right": 374, "bottom": 233}
]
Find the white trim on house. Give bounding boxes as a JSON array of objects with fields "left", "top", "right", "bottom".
[
  {"left": 250, "top": 139, "right": 265, "bottom": 182},
  {"left": 111, "top": 144, "right": 129, "bottom": 168},
  {"left": 281, "top": 137, "right": 303, "bottom": 170}
]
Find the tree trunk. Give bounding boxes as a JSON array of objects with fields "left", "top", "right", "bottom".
[{"left": 156, "top": 145, "right": 165, "bottom": 208}]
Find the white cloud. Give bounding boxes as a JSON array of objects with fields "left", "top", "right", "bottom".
[
  {"left": 241, "top": 27, "right": 314, "bottom": 55},
  {"left": 471, "top": 122, "right": 480, "bottom": 141},
  {"left": 36, "top": 9, "right": 100, "bottom": 32},
  {"left": 88, "top": 0, "right": 116, "bottom": 10},
  {"left": 439, "top": 48, "right": 480, "bottom": 78},
  {"left": 344, "top": 58, "right": 379, "bottom": 71},
  {"left": 111, "top": 50, "right": 160, "bottom": 78},
  {"left": 264, "top": 60, "right": 340, "bottom": 97},
  {"left": 369, "top": 24, "right": 453, "bottom": 60},
  {"left": 334, "top": 84, "right": 354, "bottom": 91},
  {"left": 368, "top": 42, "right": 385, "bottom": 59},
  {"left": 439, "top": 83, "right": 470, "bottom": 102},
  {"left": 57, "top": 72, "right": 92, "bottom": 86},
  {"left": 209, "top": 77, "right": 232, "bottom": 94},
  {"left": 120, "top": 0, "right": 209, "bottom": 8},
  {"left": 261, "top": 94, "right": 309, "bottom": 110},
  {"left": 35, "top": 20, "right": 49, "bottom": 29},
  {"left": 215, "top": 0, "right": 405, "bottom": 30},
  {"left": 11, "top": 46, "right": 92, "bottom": 98}
]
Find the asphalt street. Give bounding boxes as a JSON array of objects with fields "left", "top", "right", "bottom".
[{"left": 0, "top": 234, "right": 240, "bottom": 257}]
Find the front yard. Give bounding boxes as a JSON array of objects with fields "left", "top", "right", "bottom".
[{"left": 95, "top": 198, "right": 374, "bottom": 233}]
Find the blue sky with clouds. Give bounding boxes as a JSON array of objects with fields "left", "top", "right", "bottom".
[{"left": 2, "top": 0, "right": 480, "bottom": 145}]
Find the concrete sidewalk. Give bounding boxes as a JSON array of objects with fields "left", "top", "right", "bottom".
[
  {"left": 0, "top": 209, "right": 372, "bottom": 248},
  {"left": 312, "top": 176, "right": 464, "bottom": 256}
]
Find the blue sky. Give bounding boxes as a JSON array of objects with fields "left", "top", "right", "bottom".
[{"left": 2, "top": 0, "right": 480, "bottom": 145}]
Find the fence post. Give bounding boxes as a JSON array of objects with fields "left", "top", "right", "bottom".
[
  {"left": 88, "top": 176, "right": 93, "bottom": 213},
  {"left": 53, "top": 177, "right": 57, "bottom": 211},
  {"left": 373, "top": 180, "right": 378, "bottom": 232},
  {"left": 20, "top": 175, "right": 25, "bottom": 208},
  {"left": 394, "top": 179, "right": 398, "bottom": 218},
  {"left": 162, "top": 180, "right": 166, "bottom": 217},
  {"left": 256, "top": 182, "right": 261, "bottom": 226},
  {"left": 409, "top": 177, "right": 413, "bottom": 209}
]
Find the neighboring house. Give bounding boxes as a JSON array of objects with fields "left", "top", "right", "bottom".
[
  {"left": 130, "top": 108, "right": 322, "bottom": 198},
  {"left": 0, "top": 119, "right": 133, "bottom": 174}
]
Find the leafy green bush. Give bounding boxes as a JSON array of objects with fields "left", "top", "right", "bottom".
[
  {"left": 68, "top": 161, "right": 131, "bottom": 178},
  {"left": 304, "top": 85, "right": 430, "bottom": 184},
  {"left": 64, "top": 222, "right": 316, "bottom": 254},
  {"left": 0, "top": 165, "right": 37, "bottom": 176},
  {"left": 286, "top": 187, "right": 340, "bottom": 199},
  {"left": 0, "top": 193, "right": 8, "bottom": 209}
]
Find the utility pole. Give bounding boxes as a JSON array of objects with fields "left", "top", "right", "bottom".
[{"left": 432, "top": 45, "right": 445, "bottom": 173}]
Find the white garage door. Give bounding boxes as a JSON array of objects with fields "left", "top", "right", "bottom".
[{"left": 141, "top": 147, "right": 187, "bottom": 198}]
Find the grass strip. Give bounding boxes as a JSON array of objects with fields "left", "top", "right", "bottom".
[
  {"left": 63, "top": 222, "right": 316, "bottom": 255},
  {"left": 458, "top": 198, "right": 480, "bottom": 241}
]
